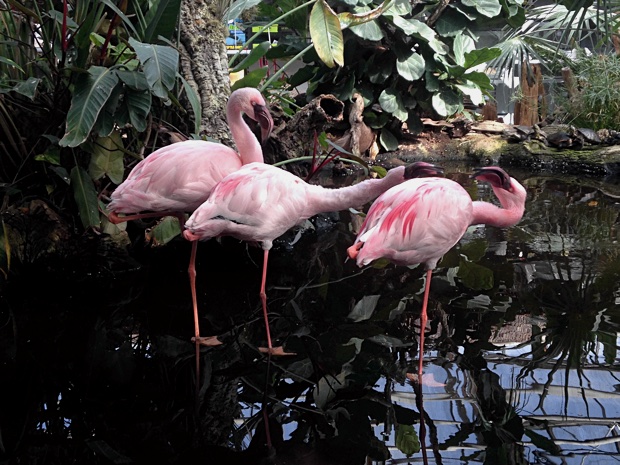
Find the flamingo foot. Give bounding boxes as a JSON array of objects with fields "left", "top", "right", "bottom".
[
  {"left": 192, "top": 336, "right": 224, "bottom": 347},
  {"left": 258, "top": 346, "right": 296, "bottom": 356}
]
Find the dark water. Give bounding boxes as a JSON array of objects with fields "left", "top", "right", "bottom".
[{"left": 2, "top": 165, "right": 620, "bottom": 464}]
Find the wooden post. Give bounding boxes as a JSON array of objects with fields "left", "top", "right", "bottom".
[{"left": 515, "top": 62, "right": 544, "bottom": 126}]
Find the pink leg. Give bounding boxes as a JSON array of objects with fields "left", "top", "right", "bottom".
[
  {"left": 259, "top": 249, "right": 274, "bottom": 351},
  {"left": 188, "top": 241, "right": 201, "bottom": 389},
  {"left": 418, "top": 269, "right": 432, "bottom": 382}
]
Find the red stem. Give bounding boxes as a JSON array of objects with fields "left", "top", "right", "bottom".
[{"left": 61, "top": 0, "right": 68, "bottom": 52}]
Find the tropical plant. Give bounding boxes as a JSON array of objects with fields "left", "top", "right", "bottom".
[{"left": 242, "top": 0, "right": 522, "bottom": 149}]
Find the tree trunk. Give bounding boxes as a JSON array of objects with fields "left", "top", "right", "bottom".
[{"left": 179, "top": 0, "right": 232, "bottom": 144}]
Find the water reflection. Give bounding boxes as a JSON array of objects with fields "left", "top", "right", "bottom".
[{"left": 2, "top": 167, "right": 620, "bottom": 464}]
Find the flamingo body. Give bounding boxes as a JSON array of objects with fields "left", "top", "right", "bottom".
[
  {"left": 107, "top": 140, "right": 243, "bottom": 214},
  {"left": 107, "top": 87, "right": 273, "bottom": 220},
  {"left": 348, "top": 167, "right": 527, "bottom": 383}
]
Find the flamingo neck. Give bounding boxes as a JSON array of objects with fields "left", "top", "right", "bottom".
[
  {"left": 304, "top": 166, "right": 406, "bottom": 216},
  {"left": 471, "top": 186, "right": 525, "bottom": 228},
  {"left": 227, "top": 107, "right": 264, "bottom": 165}
]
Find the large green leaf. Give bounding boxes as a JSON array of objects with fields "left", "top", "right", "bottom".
[
  {"left": 457, "top": 258, "right": 494, "bottom": 290},
  {"left": 463, "top": 47, "right": 501, "bottom": 69},
  {"left": 60, "top": 67, "right": 120, "bottom": 147},
  {"left": 231, "top": 67, "right": 268, "bottom": 90},
  {"left": 348, "top": 295, "right": 381, "bottom": 322},
  {"left": 129, "top": 38, "right": 179, "bottom": 101},
  {"left": 462, "top": 0, "right": 502, "bottom": 17},
  {"left": 455, "top": 81, "right": 484, "bottom": 105},
  {"left": 379, "top": 127, "right": 399, "bottom": 151},
  {"left": 178, "top": 74, "right": 202, "bottom": 135},
  {"left": 144, "top": 0, "right": 181, "bottom": 43},
  {"left": 396, "top": 52, "right": 425, "bottom": 81},
  {"left": 389, "top": 15, "right": 448, "bottom": 55},
  {"left": 89, "top": 132, "right": 125, "bottom": 184},
  {"left": 231, "top": 41, "right": 270, "bottom": 72},
  {"left": 71, "top": 166, "right": 100, "bottom": 229},
  {"left": 309, "top": 0, "right": 344, "bottom": 68},
  {"left": 116, "top": 70, "right": 149, "bottom": 91},
  {"left": 349, "top": 20, "right": 384, "bottom": 41}
]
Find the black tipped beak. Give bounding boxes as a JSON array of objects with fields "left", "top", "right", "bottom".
[
  {"left": 404, "top": 162, "right": 444, "bottom": 180},
  {"left": 471, "top": 167, "right": 511, "bottom": 189},
  {"left": 254, "top": 104, "right": 273, "bottom": 145}
]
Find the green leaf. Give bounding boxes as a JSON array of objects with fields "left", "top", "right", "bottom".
[
  {"left": 0, "top": 56, "right": 24, "bottom": 73},
  {"left": 459, "top": 239, "right": 488, "bottom": 262},
  {"left": 455, "top": 81, "right": 484, "bottom": 105},
  {"left": 396, "top": 52, "right": 425, "bottom": 81},
  {"left": 60, "top": 67, "right": 120, "bottom": 147},
  {"left": 13, "top": 77, "right": 41, "bottom": 100},
  {"left": 70, "top": 166, "right": 100, "bottom": 229},
  {"left": 129, "top": 38, "right": 179, "bottom": 101},
  {"left": 379, "top": 89, "right": 407, "bottom": 121},
  {"left": 396, "top": 424, "right": 420, "bottom": 457},
  {"left": 144, "top": 0, "right": 181, "bottom": 43},
  {"left": 388, "top": 16, "right": 448, "bottom": 54},
  {"left": 370, "top": 165, "right": 387, "bottom": 177},
  {"left": 231, "top": 42, "right": 270, "bottom": 72},
  {"left": 125, "top": 88, "right": 152, "bottom": 132},
  {"left": 144, "top": 217, "right": 182, "bottom": 246},
  {"left": 309, "top": 0, "right": 344, "bottom": 68},
  {"left": 463, "top": 71, "right": 494, "bottom": 92},
  {"left": 116, "top": 70, "right": 149, "bottom": 91},
  {"left": 432, "top": 89, "right": 462, "bottom": 117},
  {"left": 457, "top": 258, "right": 494, "bottom": 290},
  {"left": 453, "top": 32, "right": 475, "bottom": 67},
  {"left": 349, "top": 19, "right": 384, "bottom": 41},
  {"left": 463, "top": 47, "right": 501, "bottom": 69},
  {"left": 348, "top": 295, "right": 381, "bottom": 322},
  {"left": 461, "top": 0, "right": 502, "bottom": 17},
  {"left": 231, "top": 67, "right": 268, "bottom": 90},
  {"left": 379, "top": 128, "right": 399, "bottom": 151},
  {"left": 312, "top": 371, "right": 348, "bottom": 409},
  {"left": 178, "top": 74, "right": 202, "bottom": 135},
  {"left": 89, "top": 132, "right": 125, "bottom": 184}
]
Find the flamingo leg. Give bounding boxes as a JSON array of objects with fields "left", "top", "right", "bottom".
[
  {"left": 188, "top": 240, "right": 201, "bottom": 391},
  {"left": 109, "top": 210, "right": 185, "bottom": 224},
  {"left": 418, "top": 269, "right": 432, "bottom": 382},
  {"left": 260, "top": 249, "right": 274, "bottom": 351}
]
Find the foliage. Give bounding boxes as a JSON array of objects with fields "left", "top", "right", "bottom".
[
  {"left": 249, "top": 0, "right": 517, "bottom": 147},
  {"left": 0, "top": 0, "right": 195, "bottom": 231},
  {"left": 554, "top": 50, "right": 620, "bottom": 130}
]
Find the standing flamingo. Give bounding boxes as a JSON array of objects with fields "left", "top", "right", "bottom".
[
  {"left": 182, "top": 162, "right": 440, "bottom": 353},
  {"left": 107, "top": 87, "right": 273, "bottom": 365},
  {"left": 347, "top": 166, "right": 527, "bottom": 381}
]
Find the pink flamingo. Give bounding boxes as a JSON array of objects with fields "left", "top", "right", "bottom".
[
  {"left": 347, "top": 166, "right": 527, "bottom": 381},
  {"left": 182, "top": 162, "right": 440, "bottom": 353},
  {"left": 107, "top": 87, "right": 273, "bottom": 356}
]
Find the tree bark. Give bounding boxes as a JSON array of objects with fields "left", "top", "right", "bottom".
[{"left": 179, "top": 0, "right": 232, "bottom": 144}]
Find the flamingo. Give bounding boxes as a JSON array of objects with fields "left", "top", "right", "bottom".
[
  {"left": 182, "top": 162, "right": 441, "bottom": 353},
  {"left": 106, "top": 87, "right": 273, "bottom": 368},
  {"left": 347, "top": 166, "right": 527, "bottom": 381}
]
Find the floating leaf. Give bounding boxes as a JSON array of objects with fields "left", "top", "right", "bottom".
[
  {"left": 396, "top": 424, "right": 420, "bottom": 456},
  {"left": 457, "top": 258, "right": 494, "bottom": 290}
]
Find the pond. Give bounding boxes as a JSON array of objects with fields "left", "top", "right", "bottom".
[{"left": 2, "top": 164, "right": 620, "bottom": 465}]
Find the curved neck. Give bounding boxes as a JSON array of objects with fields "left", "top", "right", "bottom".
[
  {"left": 304, "top": 167, "right": 405, "bottom": 217},
  {"left": 471, "top": 186, "right": 525, "bottom": 228},
  {"left": 227, "top": 104, "right": 264, "bottom": 165}
]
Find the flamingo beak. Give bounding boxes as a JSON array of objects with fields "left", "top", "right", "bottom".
[
  {"left": 254, "top": 104, "right": 273, "bottom": 145},
  {"left": 404, "top": 162, "right": 444, "bottom": 180},
  {"left": 471, "top": 167, "right": 511, "bottom": 190},
  {"left": 347, "top": 242, "right": 363, "bottom": 260}
]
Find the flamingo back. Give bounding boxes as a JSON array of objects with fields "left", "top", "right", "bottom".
[
  {"left": 352, "top": 177, "right": 473, "bottom": 269},
  {"left": 108, "top": 140, "right": 242, "bottom": 214}
]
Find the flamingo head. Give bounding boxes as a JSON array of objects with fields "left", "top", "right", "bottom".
[
  {"left": 253, "top": 102, "right": 273, "bottom": 145},
  {"left": 404, "top": 161, "right": 444, "bottom": 180},
  {"left": 471, "top": 167, "right": 512, "bottom": 190}
]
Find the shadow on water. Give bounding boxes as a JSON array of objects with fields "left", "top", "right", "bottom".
[{"left": 2, "top": 165, "right": 620, "bottom": 464}]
